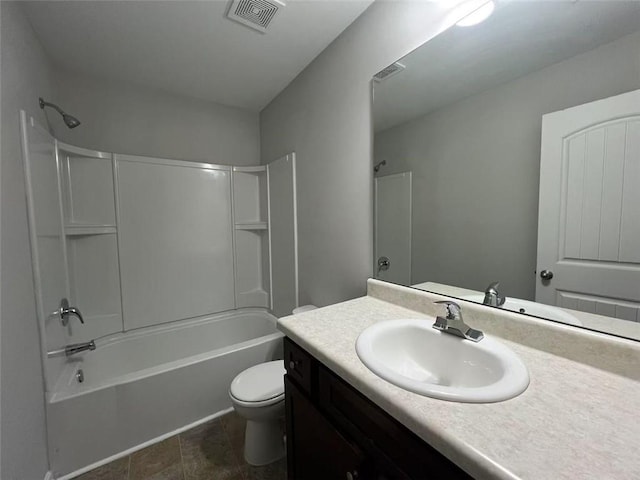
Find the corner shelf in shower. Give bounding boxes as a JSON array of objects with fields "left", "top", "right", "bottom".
[
  {"left": 64, "top": 224, "right": 117, "bottom": 236},
  {"left": 237, "top": 288, "right": 269, "bottom": 308},
  {"left": 58, "top": 145, "right": 123, "bottom": 341},
  {"left": 232, "top": 165, "right": 270, "bottom": 309},
  {"left": 234, "top": 222, "right": 268, "bottom": 230}
]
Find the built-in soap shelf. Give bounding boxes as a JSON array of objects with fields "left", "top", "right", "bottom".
[
  {"left": 237, "top": 288, "right": 270, "bottom": 309},
  {"left": 235, "top": 222, "right": 268, "bottom": 230},
  {"left": 64, "top": 224, "right": 117, "bottom": 236},
  {"left": 232, "top": 166, "right": 270, "bottom": 309},
  {"left": 58, "top": 143, "right": 123, "bottom": 339}
]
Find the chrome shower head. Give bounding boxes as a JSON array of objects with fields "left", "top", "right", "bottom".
[
  {"left": 39, "top": 97, "right": 81, "bottom": 129},
  {"left": 62, "top": 113, "right": 81, "bottom": 129}
]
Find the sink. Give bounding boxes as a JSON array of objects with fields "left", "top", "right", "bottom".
[
  {"left": 356, "top": 318, "right": 529, "bottom": 403},
  {"left": 462, "top": 295, "right": 582, "bottom": 326}
]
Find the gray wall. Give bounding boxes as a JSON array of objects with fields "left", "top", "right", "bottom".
[
  {"left": 260, "top": 2, "right": 457, "bottom": 307},
  {"left": 0, "top": 2, "right": 53, "bottom": 478},
  {"left": 374, "top": 31, "right": 640, "bottom": 300},
  {"left": 53, "top": 69, "right": 260, "bottom": 165}
]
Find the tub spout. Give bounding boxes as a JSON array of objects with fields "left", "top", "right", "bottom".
[{"left": 65, "top": 340, "right": 96, "bottom": 357}]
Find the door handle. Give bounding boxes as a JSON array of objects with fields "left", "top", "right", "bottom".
[
  {"left": 540, "top": 270, "right": 554, "bottom": 280},
  {"left": 59, "top": 298, "right": 84, "bottom": 326}
]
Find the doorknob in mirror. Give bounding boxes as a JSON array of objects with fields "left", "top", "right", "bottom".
[
  {"left": 540, "top": 270, "right": 554, "bottom": 280},
  {"left": 59, "top": 298, "right": 85, "bottom": 326}
]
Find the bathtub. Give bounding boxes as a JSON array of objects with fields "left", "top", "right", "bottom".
[{"left": 47, "top": 309, "right": 283, "bottom": 479}]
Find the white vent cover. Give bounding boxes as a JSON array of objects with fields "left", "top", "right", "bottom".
[
  {"left": 226, "top": 0, "right": 285, "bottom": 33},
  {"left": 373, "top": 62, "right": 406, "bottom": 83}
]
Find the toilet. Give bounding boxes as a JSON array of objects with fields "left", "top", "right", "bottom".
[
  {"left": 229, "top": 305, "right": 317, "bottom": 466},
  {"left": 229, "top": 360, "right": 286, "bottom": 466}
]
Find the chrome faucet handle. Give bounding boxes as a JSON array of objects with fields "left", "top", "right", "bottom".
[
  {"left": 483, "top": 282, "right": 506, "bottom": 307},
  {"left": 434, "top": 300, "right": 462, "bottom": 320},
  {"left": 433, "top": 300, "right": 484, "bottom": 342},
  {"left": 60, "top": 298, "right": 84, "bottom": 326}
]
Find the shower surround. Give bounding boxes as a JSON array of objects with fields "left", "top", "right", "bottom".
[{"left": 20, "top": 112, "right": 297, "bottom": 478}]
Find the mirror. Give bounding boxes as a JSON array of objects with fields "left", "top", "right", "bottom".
[{"left": 373, "top": 0, "right": 640, "bottom": 341}]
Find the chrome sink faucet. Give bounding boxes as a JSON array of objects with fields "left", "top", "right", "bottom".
[
  {"left": 65, "top": 340, "right": 96, "bottom": 357},
  {"left": 433, "top": 301, "right": 484, "bottom": 342},
  {"left": 483, "top": 281, "right": 506, "bottom": 307}
]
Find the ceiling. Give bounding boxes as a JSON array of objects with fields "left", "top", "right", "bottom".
[
  {"left": 374, "top": 0, "right": 640, "bottom": 132},
  {"left": 22, "top": 0, "right": 372, "bottom": 112}
]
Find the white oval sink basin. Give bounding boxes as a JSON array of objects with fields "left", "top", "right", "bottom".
[
  {"left": 356, "top": 318, "right": 529, "bottom": 403},
  {"left": 462, "top": 295, "right": 582, "bottom": 326}
]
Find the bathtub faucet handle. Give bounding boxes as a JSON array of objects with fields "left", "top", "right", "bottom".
[{"left": 60, "top": 298, "right": 84, "bottom": 326}]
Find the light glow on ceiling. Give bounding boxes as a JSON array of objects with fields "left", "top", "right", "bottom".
[{"left": 456, "top": 0, "right": 495, "bottom": 27}]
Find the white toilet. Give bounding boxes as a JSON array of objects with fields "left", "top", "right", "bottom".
[
  {"left": 229, "top": 360, "right": 286, "bottom": 466},
  {"left": 229, "top": 305, "right": 317, "bottom": 466}
]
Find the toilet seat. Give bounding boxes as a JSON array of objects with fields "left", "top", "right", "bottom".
[{"left": 229, "top": 360, "right": 285, "bottom": 407}]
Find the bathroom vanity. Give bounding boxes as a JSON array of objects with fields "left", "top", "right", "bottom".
[
  {"left": 284, "top": 337, "right": 469, "bottom": 479},
  {"left": 279, "top": 280, "right": 640, "bottom": 480}
]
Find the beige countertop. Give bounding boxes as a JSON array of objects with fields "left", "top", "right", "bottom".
[{"left": 277, "top": 280, "right": 640, "bottom": 480}]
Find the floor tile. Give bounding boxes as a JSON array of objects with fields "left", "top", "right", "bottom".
[
  {"left": 130, "top": 437, "right": 183, "bottom": 480},
  {"left": 137, "top": 463, "right": 184, "bottom": 480},
  {"left": 222, "top": 414, "right": 246, "bottom": 464},
  {"left": 241, "top": 457, "right": 287, "bottom": 480},
  {"left": 221, "top": 411, "right": 246, "bottom": 441},
  {"left": 72, "top": 413, "right": 284, "bottom": 480},
  {"left": 74, "top": 456, "right": 129, "bottom": 480},
  {"left": 180, "top": 418, "right": 243, "bottom": 480}
]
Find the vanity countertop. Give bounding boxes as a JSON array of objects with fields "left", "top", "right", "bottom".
[{"left": 277, "top": 283, "right": 640, "bottom": 480}]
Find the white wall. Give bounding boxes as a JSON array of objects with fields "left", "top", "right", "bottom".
[
  {"left": 260, "top": 1, "right": 458, "bottom": 307},
  {"left": 0, "top": 2, "right": 53, "bottom": 478},
  {"left": 374, "top": 31, "right": 640, "bottom": 300},
  {"left": 52, "top": 69, "right": 260, "bottom": 165}
]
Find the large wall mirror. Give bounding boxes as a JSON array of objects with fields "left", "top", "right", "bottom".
[{"left": 373, "top": 0, "right": 640, "bottom": 341}]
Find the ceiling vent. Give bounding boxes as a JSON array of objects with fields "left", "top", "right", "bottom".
[
  {"left": 373, "top": 62, "right": 406, "bottom": 83},
  {"left": 226, "top": 0, "right": 285, "bottom": 33}
]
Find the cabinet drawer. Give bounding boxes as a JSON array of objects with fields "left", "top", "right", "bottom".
[
  {"left": 318, "top": 365, "right": 471, "bottom": 479},
  {"left": 284, "top": 337, "right": 313, "bottom": 395}
]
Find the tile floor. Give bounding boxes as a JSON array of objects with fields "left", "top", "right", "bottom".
[{"left": 75, "top": 412, "right": 286, "bottom": 480}]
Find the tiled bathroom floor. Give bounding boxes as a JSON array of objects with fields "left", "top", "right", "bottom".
[{"left": 75, "top": 412, "right": 286, "bottom": 480}]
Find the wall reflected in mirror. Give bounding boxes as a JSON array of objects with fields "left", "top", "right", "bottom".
[{"left": 373, "top": 0, "right": 640, "bottom": 341}]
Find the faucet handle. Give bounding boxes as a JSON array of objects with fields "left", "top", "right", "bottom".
[
  {"left": 484, "top": 281, "right": 506, "bottom": 307},
  {"left": 434, "top": 300, "right": 462, "bottom": 320}
]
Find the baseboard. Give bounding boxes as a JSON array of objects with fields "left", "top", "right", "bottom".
[{"left": 54, "top": 407, "right": 234, "bottom": 480}]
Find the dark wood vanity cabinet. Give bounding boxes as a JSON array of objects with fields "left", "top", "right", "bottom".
[{"left": 284, "top": 337, "right": 471, "bottom": 480}]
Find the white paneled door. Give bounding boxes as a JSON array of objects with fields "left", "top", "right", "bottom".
[
  {"left": 536, "top": 89, "right": 640, "bottom": 321},
  {"left": 374, "top": 172, "right": 412, "bottom": 285}
]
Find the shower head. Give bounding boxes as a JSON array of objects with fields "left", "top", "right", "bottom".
[
  {"left": 39, "top": 97, "right": 81, "bottom": 129},
  {"left": 374, "top": 160, "right": 386, "bottom": 173},
  {"left": 62, "top": 113, "right": 81, "bottom": 129}
]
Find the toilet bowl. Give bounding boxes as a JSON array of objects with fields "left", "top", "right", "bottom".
[
  {"left": 229, "top": 305, "right": 317, "bottom": 466},
  {"left": 229, "top": 360, "right": 286, "bottom": 466}
]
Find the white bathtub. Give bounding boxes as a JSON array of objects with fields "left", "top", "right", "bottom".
[{"left": 47, "top": 309, "right": 283, "bottom": 479}]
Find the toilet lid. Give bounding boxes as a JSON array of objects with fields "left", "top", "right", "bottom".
[{"left": 230, "top": 360, "right": 285, "bottom": 403}]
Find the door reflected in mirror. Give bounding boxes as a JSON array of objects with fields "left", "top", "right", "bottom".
[{"left": 373, "top": 0, "right": 640, "bottom": 341}]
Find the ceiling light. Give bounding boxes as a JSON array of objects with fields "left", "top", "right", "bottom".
[{"left": 456, "top": 0, "right": 495, "bottom": 27}]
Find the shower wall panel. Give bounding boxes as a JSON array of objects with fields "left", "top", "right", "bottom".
[{"left": 116, "top": 156, "right": 235, "bottom": 330}]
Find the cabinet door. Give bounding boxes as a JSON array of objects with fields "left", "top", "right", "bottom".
[{"left": 285, "top": 376, "right": 366, "bottom": 480}]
